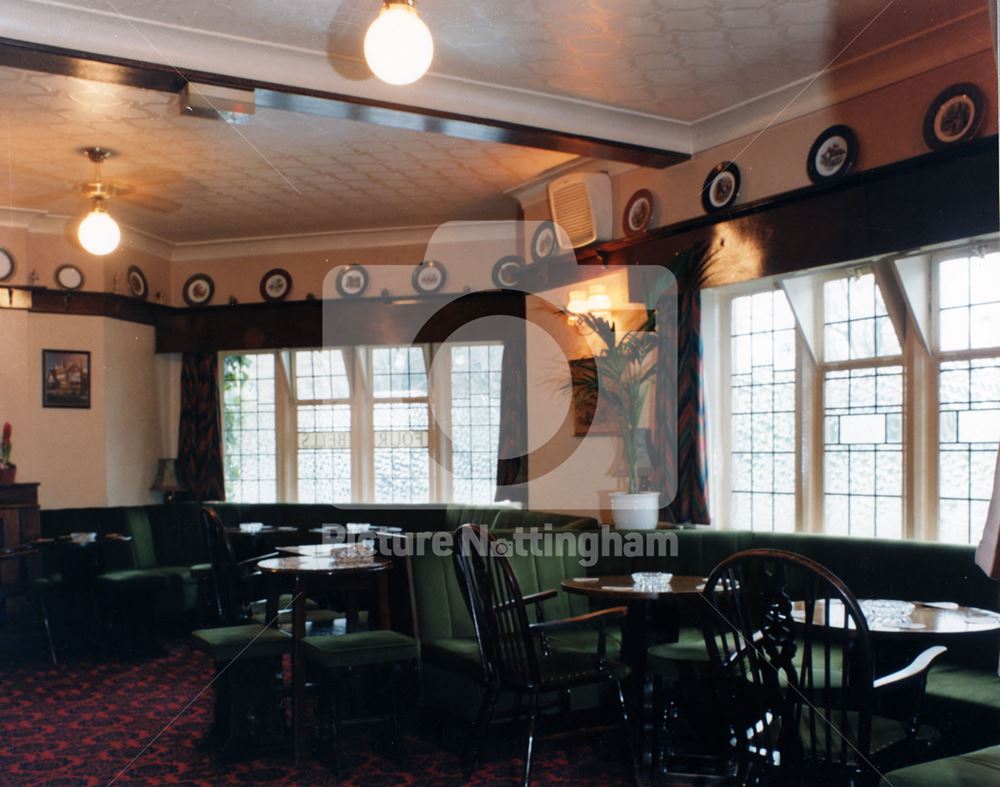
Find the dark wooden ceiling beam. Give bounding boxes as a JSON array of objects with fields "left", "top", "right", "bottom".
[{"left": 0, "top": 37, "right": 688, "bottom": 169}]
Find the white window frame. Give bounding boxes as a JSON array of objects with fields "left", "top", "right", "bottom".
[
  {"left": 928, "top": 241, "right": 1000, "bottom": 543},
  {"left": 220, "top": 341, "right": 504, "bottom": 504},
  {"left": 710, "top": 239, "right": 1000, "bottom": 543}
]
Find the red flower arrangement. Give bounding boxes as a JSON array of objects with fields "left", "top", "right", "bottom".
[
  {"left": 0, "top": 422, "right": 13, "bottom": 483},
  {"left": 1, "top": 422, "right": 11, "bottom": 466}
]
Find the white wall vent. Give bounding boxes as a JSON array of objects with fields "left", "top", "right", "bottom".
[{"left": 547, "top": 172, "right": 613, "bottom": 249}]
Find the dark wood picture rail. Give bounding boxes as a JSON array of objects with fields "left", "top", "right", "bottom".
[
  {"left": 9, "top": 137, "right": 996, "bottom": 353},
  {"left": 520, "top": 135, "right": 1000, "bottom": 293},
  {"left": 0, "top": 37, "right": 688, "bottom": 169}
]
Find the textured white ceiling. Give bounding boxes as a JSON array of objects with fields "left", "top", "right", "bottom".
[
  {"left": 43, "top": 0, "right": 984, "bottom": 121},
  {"left": 0, "top": 66, "right": 575, "bottom": 242}
]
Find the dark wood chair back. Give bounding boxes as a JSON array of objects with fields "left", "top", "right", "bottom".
[
  {"left": 452, "top": 524, "right": 541, "bottom": 690},
  {"left": 701, "top": 548, "right": 874, "bottom": 780},
  {"left": 201, "top": 506, "right": 245, "bottom": 624}
]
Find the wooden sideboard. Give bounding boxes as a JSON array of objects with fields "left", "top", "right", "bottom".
[{"left": 0, "top": 483, "right": 40, "bottom": 616}]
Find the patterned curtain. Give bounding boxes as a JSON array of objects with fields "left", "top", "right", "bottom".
[
  {"left": 177, "top": 352, "right": 226, "bottom": 501},
  {"left": 495, "top": 331, "right": 528, "bottom": 503},
  {"left": 657, "top": 243, "right": 711, "bottom": 524}
]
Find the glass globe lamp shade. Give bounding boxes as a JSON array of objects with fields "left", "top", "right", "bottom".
[
  {"left": 78, "top": 203, "right": 121, "bottom": 256},
  {"left": 364, "top": 2, "right": 434, "bottom": 86}
]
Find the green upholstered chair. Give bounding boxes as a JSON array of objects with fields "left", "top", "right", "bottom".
[
  {"left": 878, "top": 744, "right": 1000, "bottom": 786},
  {"left": 302, "top": 630, "right": 419, "bottom": 774},
  {"left": 96, "top": 508, "right": 199, "bottom": 627}
]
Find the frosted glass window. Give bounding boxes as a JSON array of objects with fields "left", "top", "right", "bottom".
[
  {"left": 372, "top": 347, "right": 430, "bottom": 503},
  {"left": 222, "top": 353, "right": 277, "bottom": 503},
  {"left": 730, "top": 290, "right": 797, "bottom": 532},
  {"left": 938, "top": 253, "right": 1000, "bottom": 351},
  {"left": 824, "top": 273, "right": 901, "bottom": 362},
  {"left": 939, "top": 358, "right": 1000, "bottom": 544},
  {"left": 824, "top": 366, "right": 903, "bottom": 538},
  {"left": 295, "top": 350, "right": 352, "bottom": 503},
  {"left": 450, "top": 344, "right": 504, "bottom": 504}
]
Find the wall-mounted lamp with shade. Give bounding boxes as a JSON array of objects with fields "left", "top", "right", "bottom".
[
  {"left": 566, "top": 283, "right": 615, "bottom": 327},
  {"left": 151, "top": 458, "right": 186, "bottom": 504}
]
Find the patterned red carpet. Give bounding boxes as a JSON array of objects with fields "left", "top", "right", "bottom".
[{"left": 0, "top": 642, "right": 633, "bottom": 785}]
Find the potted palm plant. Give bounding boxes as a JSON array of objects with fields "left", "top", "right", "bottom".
[{"left": 570, "top": 272, "right": 671, "bottom": 529}]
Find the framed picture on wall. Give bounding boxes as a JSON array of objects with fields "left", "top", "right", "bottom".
[
  {"left": 42, "top": 349, "right": 91, "bottom": 409},
  {"left": 569, "top": 357, "right": 617, "bottom": 436}
]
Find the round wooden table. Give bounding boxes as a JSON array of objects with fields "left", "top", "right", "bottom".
[
  {"left": 277, "top": 543, "right": 354, "bottom": 558},
  {"left": 792, "top": 598, "right": 1000, "bottom": 637},
  {"left": 256, "top": 555, "right": 392, "bottom": 765},
  {"left": 562, "top": 574, "right": 707, "bottom": 602},
  {"left": 562, "top": 574, "right": 706, "bottom": 768}
]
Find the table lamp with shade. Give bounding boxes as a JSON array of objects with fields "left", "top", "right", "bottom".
[{"left": 151, "top": 458, "right": 186, "bottom": 504}]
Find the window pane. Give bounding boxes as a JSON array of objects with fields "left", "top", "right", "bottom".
[
  {"left": 936, "top": 253, "right": 1000, "bottom": 352},
  {"left": 450, "top": 344, "right": 503, "bottom": 504},
  {"left": 294, "top": 350, "right": 352, "bottom": 502},
  {"left": 295, "top": 349, "right": 350, "bottom": 401},
  {"left": 222, "top": 353, "right": 277, "bottom": 503},
  {"left": 371, "top": 347, "right": 427, "bottom": 398},
  {"left": 374, "top": 401, "right": 429, "bottom": 503},
  {"left": 939, "top": 357, "right": 1000, "bottom": 544},
  {"left": 730, "top": 290, "right": 797, "bottom": 532},
  {"left": 823, "top": 366, "right": 903, "bottom": 539},
  {"left": 823, "top": 273, "right": 901, "bottom": 360},
  {"left": 297, "top": 404, "right": 351, "bottom": 503}
]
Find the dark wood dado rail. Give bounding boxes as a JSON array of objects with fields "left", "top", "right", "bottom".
[{"left": 0, "top": 286, "right": 527, "bottom": 354}]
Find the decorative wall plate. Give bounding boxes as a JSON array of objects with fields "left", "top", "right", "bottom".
[
  {"left": 0, "top": 248, "right": 14, "bottom": 282},
  {"left": 623, "top": 189, "right": 654, "bottom": 236},
  {"left": 530, "top": 221, "right": 559, "bottom": 263},
  {"left": 126, "top": 265, "right": 148, "bottom": 299},
  {"left": 923, "top": 83, "right": 984, "bottom": 150},
  {"left": 259, "top": 268, "right": 292, "bottom": 302},
  {"left": 492, "top": 255, "right": 525, "bottom": 289},
  {"left": 807, "top": 125, "right": 858, "bottom": 183},
  {"left": 412, "top": 260, "right": 446, "bottom": 294},
  {"left": 335, "top": 265, "right": 369, "bottom": 298},
  {"left": 701, "top": 161, "right": 741, "bottom": 213},
  {"left": 183, "top": 273, "right": 214, "bottom": 306},
  {"left": 54, "top": 264, "right": 84, "bottom": 291}
]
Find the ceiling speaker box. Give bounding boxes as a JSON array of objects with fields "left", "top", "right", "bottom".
[{"left": 547, "top": 172, "right": 613, "bottom": 249}]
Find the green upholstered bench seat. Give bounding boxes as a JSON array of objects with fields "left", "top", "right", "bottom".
[
  {"left": 879, "top": 744, "right": 1000, "bottom": 786},
  {"left": 647, "top": 626, "right": 709, "bottom": 673},
  {"left": 926, "top": 663, "right": 1000, "bottom": 712},
  {"left": 923, "top": 663, "right": 1000, "bottom": 750},
  {"left": 302, "top": 631, "right": 419, "bottom": 669},
  {"left": 546, "top": 626, "right": 622, "bottom": 656},
  {"left": 421, "top": 638, "right": 482, "bottom": 675},
  {"left": 192, "top": 624, "right": 291, "bottom": 661},
  {"left": 96, "top": 568, "right": 172, "bottom": 591}
]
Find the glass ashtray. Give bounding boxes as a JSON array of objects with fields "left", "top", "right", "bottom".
[{"left": 631, "top": 572, "right": 673, "bottom": 589}]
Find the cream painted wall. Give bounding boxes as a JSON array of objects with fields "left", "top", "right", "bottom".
[
  {"left": 0, "top": 309, "right": 161, "bottom": 509},
  {"left": 523, "top": 51, "right": 999, "bottom": 241},
  {"left": 0, "top": 225, "right": 171, "bottom": 298},
  {"left": 103, "top": 320, "right": 160, "bottom": 507}
]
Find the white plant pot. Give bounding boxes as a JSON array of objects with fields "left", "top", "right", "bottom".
[{"left": 610, "top": 491, "right": 660, "bottom": 530}]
